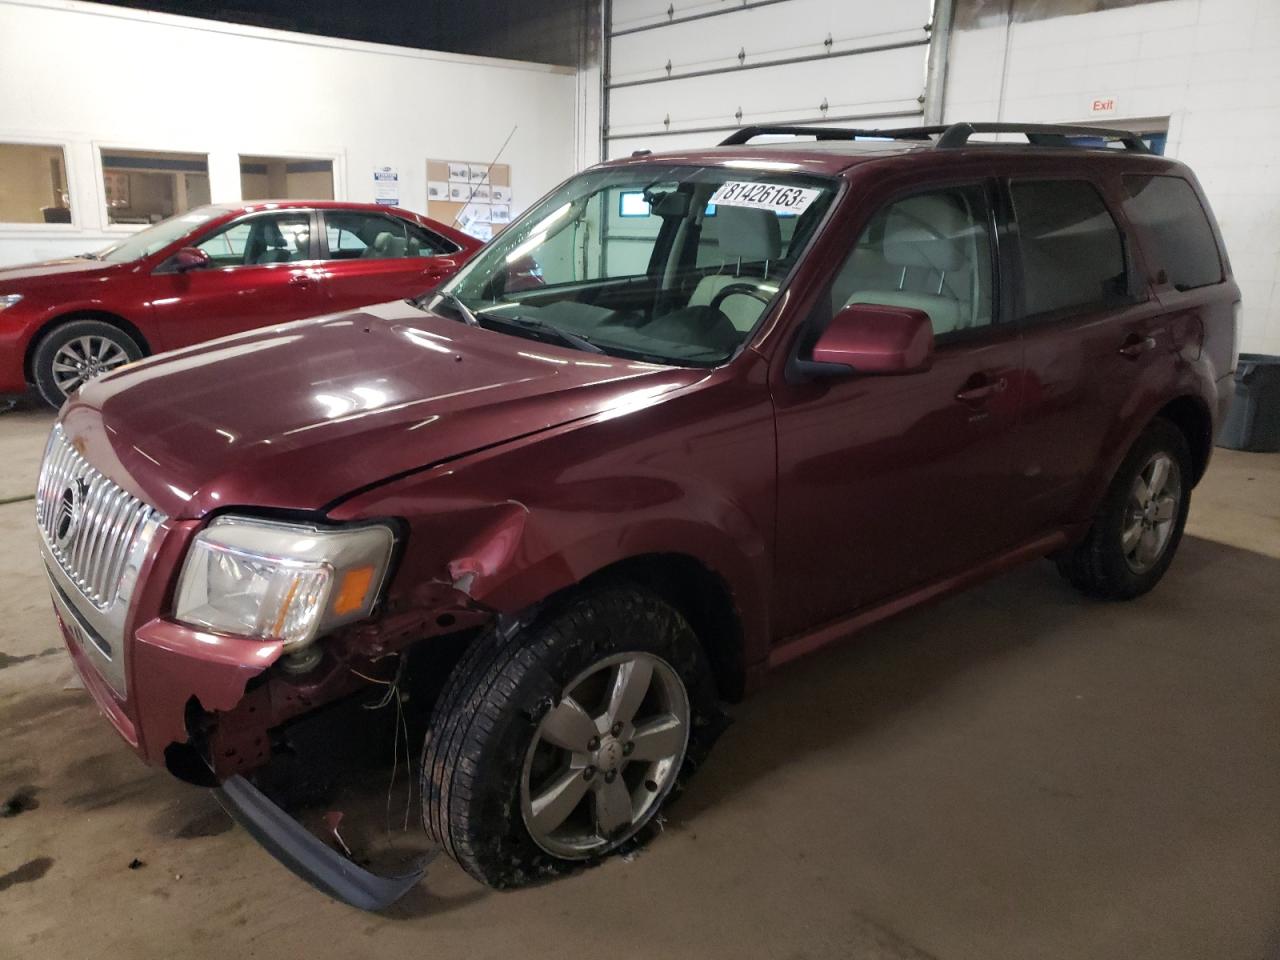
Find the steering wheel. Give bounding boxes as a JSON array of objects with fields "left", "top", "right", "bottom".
[{"left": 709, "top": 282, "right": 773, "bottom": 314}]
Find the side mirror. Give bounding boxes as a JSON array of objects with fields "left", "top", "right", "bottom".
[
  {"left": 796, "top": 303, "right": 934, "bottom": 379},
  {"left": 171, "top": 246, "right": 211, "bottom": 273}
]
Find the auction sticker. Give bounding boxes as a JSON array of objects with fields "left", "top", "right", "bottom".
[{"left": 709, "top": 181, "right": 821, "bottom": 215}]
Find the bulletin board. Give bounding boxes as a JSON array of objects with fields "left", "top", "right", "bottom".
[{"left": 426, "top": 160, "right": 512, "bottom": 242}]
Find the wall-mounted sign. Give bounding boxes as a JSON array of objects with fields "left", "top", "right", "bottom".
[
  {"left": 1089, "top": 96, "right": 1117, "bottom": 116},
  {"left": 374, "top": 165, "right": 399, "bottom": 206}
]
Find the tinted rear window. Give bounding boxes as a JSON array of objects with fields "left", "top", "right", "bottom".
[
  {"left": 1011, "top": 180, "right": 1130, "bottom": 318},
  {"left": 1122, "top": 175, "right": 1222, "bottom": 291}
]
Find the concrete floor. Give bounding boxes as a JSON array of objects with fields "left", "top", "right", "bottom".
[{"left": 1, "top": 397, "right": 1278, "bottom": 960}]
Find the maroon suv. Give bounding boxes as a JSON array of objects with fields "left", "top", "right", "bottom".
[{"left": 36, "top": 123, "right": 1239, "bottom": 907}]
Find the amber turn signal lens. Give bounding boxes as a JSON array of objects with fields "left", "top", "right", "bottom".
[{"left": 332, "top": 565, "right": 375, "bottom": 616}]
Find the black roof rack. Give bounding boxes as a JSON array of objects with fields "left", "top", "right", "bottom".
[{"left": 719, "top": 121, "right": 1150, "bottom": 153}]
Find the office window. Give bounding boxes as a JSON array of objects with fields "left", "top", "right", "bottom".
[
  {"left": 102, "top": 149, "right": 210, "bottom": 225},
  {"left": 240, "top": 156, "right": 334, "bottom": 201},
  {"left": 0, "top": 143, "right": 72, "bottom": 224}
]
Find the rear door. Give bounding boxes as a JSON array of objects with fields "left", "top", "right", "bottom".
[
  {"left": 317, "top": 209, "right": 465, "bottom": 311},
  {"left": 1003, "top": 176, "right": 1172, "bottom": 533},
  {"left": 146, "top": 209, "right": 323, "bottom": 350},
  {"left": 771, "top": 180, "right": 1028, "bottom": 638}
]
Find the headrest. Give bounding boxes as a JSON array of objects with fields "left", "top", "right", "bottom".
[
  {"left": 882, "top": 195, "right": 970, "bottom": 272},
  {"left": 717, "top": 205, "right": 782, "bottom": 262}
]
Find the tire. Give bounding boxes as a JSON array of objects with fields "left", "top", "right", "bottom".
[
  {"left": 32, "top": 319, "right": 143, "bottom": 408},
  {"left": 1056, "top": 417, "right": 1193, "bottom": 600},
  {"left": 420, "top": 586, "right": 722, "bottom": 889}
]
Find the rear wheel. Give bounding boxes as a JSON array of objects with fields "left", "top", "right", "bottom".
[
  {"left": 1056, "top": 418, "right": 1192, "bottom": 599},
  {"left": 420, "top": 587, "right": 720, "bottom": 888},
  {"left": 32, "top": 320, "right": 142, "bottom": 408}
]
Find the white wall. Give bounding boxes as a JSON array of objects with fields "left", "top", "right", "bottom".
[
  {"left": 946, "top": 0, "right": 1280, "bottom": 355},
  {"left": 0, "top": 0, "right": 580, "bottom": 266}
]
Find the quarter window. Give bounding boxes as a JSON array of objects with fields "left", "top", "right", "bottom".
[
  {"left": 323, "top": 211, "right": 454, "bottom": 260},
  {"left": 829, "top": 184, "right": 995, "bottom": 337},
  {"left": 1122, "top": 175, "right": 1222, "bottom": 291},
  {"left": 1010, "top": 180, "right": 1129, "bottom": 318}
]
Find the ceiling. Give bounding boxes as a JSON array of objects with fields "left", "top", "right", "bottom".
[{"left": 84, "top": 0, "right": 597, "bottom": 66}]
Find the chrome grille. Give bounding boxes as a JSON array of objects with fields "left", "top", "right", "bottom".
[{"left": 35, "top": 424, "right": 164, "bottom": 611}]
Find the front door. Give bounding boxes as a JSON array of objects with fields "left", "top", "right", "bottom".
[
  {"left": 317, "top": 209, "right": 464, "bottom": 311},
  {"left": 772, "top": 182, "right": 1027, "bottom": 639},
  {"left": 147, "top": 210, "right": 323, "bottom": 351}
]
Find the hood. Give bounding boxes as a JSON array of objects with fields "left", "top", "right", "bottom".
[
  {"left": 63, "top": 301, "right": 703, "bottom": 519},
  {"left": 0, "top": 257, "right": 120, "bottom": 286}
]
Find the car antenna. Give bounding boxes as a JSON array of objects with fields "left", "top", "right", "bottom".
[{"left": 452, "top": 124, "right": 517, "bottom": 230}]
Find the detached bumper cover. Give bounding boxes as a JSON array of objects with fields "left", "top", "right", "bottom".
[{"left": 215, "top": 774, "right": 434, "bottom": 911}]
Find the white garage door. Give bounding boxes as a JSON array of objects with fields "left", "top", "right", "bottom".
[{"left": 605, "top": 0, "right": 936, "bottom": 159}]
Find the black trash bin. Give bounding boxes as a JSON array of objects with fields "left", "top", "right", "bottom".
[{"left": 1218, "top": 354, "right": 1280, "bottom": 452}]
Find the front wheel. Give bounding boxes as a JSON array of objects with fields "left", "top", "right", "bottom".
[
  {"left": 1056, "top": 417, "right": 1192, "bottom": 600},
  {"left": 420, "top": 587, "right": 720, "bottom": 888},
  {"left": 32, "top": 320, "right": 142, "bottom": 408}
]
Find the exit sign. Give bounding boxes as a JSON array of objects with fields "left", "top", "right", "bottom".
[{"left": 1090, "top": 96, "right": 1118, "bottom": 116}]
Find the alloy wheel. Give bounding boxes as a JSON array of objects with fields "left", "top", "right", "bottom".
[
  {"left": 1121, "top": 451, "right": 1182, "bottom": 574},
  {"left": 520, "top": 651, "right": 689, "bottom": 859},
  {"left": 51, "top": 335, "right": 131, "bottom": 397}
]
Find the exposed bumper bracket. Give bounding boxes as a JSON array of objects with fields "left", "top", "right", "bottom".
[{"left": 215, "top": 774, "right": 434, "bottom": 911}]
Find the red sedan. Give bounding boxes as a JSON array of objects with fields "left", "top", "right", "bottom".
[{"left": 0, "top": 201, "right": 482, "bottom": 406}]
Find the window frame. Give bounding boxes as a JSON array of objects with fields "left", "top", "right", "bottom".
[
  {"left": 92, "top": 140, "right": 214, "bottom": 234},
  {"left": 1002, "top": 175, "right": 1145, "bottom": 328},
  {"left": 316, "top": 209, "right": 460, "bottom": 262},
  {"left": 236, "top": 151, "right": 342, "bottom": 204},
  {"left": 155, "top": 208, "right": 319, "bottom": 273},
  {"left": 0, "top": 136, "right": 81, "bottom": 232}
]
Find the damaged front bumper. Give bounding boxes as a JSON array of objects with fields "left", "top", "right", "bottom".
[{"left": 215, "top": 774, "right": 434, "bottom": 911}]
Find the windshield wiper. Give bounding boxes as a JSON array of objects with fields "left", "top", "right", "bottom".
[
  {"left": 493, "top": 314, "right": 606, "bottom": 354},
  {"left": 413, "top": 290, "right": 481, "bottom": 325}
]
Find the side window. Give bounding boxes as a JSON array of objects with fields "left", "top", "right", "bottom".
[
  {"left": 1010, "top": 180, "right": 1130, "bottom": 318},
  {"left": 829, "top": 184, "right": 995, "bottom": 337},
  {"left": 324, "top": 212, "right": 454, "bottom": 260},
  {"left": 195, "top": 213, "right": 310, "bottom": 267},
  {"left": 1122, "top": 175, "right": 1222, "bottom": 290}
]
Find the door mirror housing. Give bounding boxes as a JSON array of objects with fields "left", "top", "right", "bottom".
[
  {"left": 796, "top": 303, "right": 935, "bottom": 379},
  {"left": 170, "top": 247, "right": 212, "bottom": 273}
]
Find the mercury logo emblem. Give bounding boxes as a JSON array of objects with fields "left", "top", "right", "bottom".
[{"left": 54, "top": 478, "right": 89, "bottom": 550}]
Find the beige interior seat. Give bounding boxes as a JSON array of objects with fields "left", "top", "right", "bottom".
[
  {"left": 689, "top": 206, "right": 782, "bottom": 332},
  {"left": 364, "top": 232, "right": 407, "bottom": 258},
  {"left": 845, "top": 194, "right": 974, "bottom": 335}
]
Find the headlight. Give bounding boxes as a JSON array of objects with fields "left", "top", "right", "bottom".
[
  {"left": 0, "top": 294, "right": 23, "bottom": 311},
  {"left": 174, "top": 516, "right": 396, "bottom": 650}
]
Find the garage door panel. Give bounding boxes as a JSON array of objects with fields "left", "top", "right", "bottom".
[
  {"left": 608, "top": 44, "right": 928, "bottom": 137},
  {"left": 611, "top": 0, "right": 763, "bottom": 33},
  {"left": 608, "top": 113, "right": 926, "bottom": 157},
  {"left": 611, "top": 0, "right": 929, "bottom": 84}
]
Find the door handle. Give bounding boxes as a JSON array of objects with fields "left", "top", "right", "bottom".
[
  {"left": 1118, "top": 335, "right": 1157, "bottom": 358},
  {"left": 956, "top": 376, "right": 1008, "bottom": 403},
  {"left": 289, "top": 273, "right": 315, "bottom": 287}
]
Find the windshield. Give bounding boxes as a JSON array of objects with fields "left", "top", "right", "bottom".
[
  {"left": 94, "top": 206, "right": 232, "bottom": 263},
  {"left": 438, "top": 164, "right": 838, "bottom": 366}
]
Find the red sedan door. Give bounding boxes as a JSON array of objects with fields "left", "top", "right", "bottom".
[
  {"left": 146, "top": 210, "right": 323, "bottom": 351},
  {"left": 316, "top": 209, "right": 465, "bottom": 312}
]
